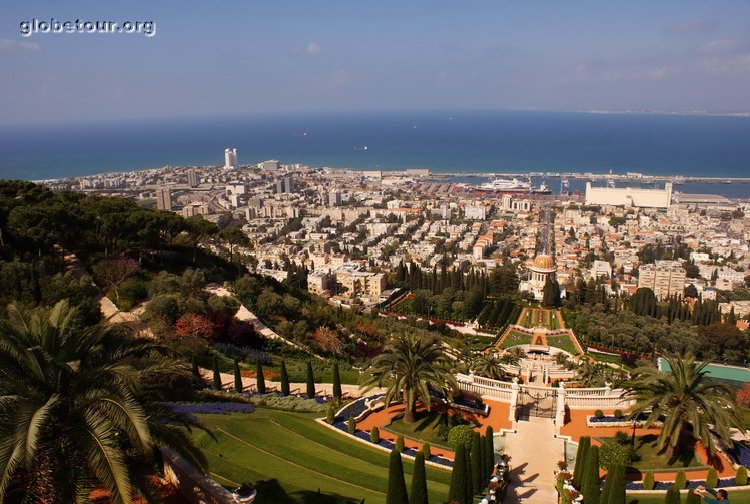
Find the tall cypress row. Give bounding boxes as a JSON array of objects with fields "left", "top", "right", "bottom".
[
  {"left": 410, "top": 452, "right": 428, "bottom": 504},
  {"left": 332, "top": 361, "right": 342, "bottom": 401},
  {"left": 471, "top": 431, "right": 483, "bottom": 495},
  {"left": 573, "top": 437, "right": 591, "bottom": 488},
  {"left": 280, "top": 360, "right": 290, "bottom": 396},
  {"left": 386, "top": 449, "right": 409, "bottom": 504},
  {"left": 485, "top": 426, "right": 495, "bottom": 479},
  {"left": 581, "top": 445, "right": 600, "bottom": 504},
  {"left": 233, "top": 359, "right": 243, "bottom": 393},
  {"left": 607, "top": 464, "right": 626, "bottom": 504},
  {"left": 664, "top": 485, "right": 681, "bottom": 504},
  {"left": 256, "top": 360, "right": 266, "bottom": 394},
  {"left": 479, "top": 434, "right": 487, "bottom": 485},
  {"left": 464, "top": 443, "right": 474, "bottom": 504},
  {"left": 306, "top": 361, "right": 316, "bottom": 398},
  {"left": 212, "top": 355, "right": 222, "bottom": 390},
  {"left": 448, "top": 442, "right": 468, "bottom": 504}
]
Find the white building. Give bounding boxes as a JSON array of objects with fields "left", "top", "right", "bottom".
[
  {"left": 224, "top": 148, "right": 238, "bottom": 169},
  {"left": 585, "top": 182, "right": 672, "bottom": 209}
]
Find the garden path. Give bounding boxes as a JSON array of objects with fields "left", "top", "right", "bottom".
[{"left": 503, "top": 417, "right": 563, "bottom": 504}]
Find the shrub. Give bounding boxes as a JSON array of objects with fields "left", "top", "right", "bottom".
[
  {"left": 594, "top": 409, "right": 604, "bottom": 419},
  {"left": 675, "top": 470, "right": 686, "bottom": 489},
  {"left": 643, "top": 471, "right": 655, "bottom": 491},
  {"left": 396, "top": 435, "right": 405, "bottom": 452},
  {"left": 737, "top": 465, "right": 748, "bottom": 486},
  {"left": 326, "top": 401, "right": 335, "bottom": 424},
  {"left": 421, "top": 442, "right": 431, "bottom": 459},
  {"left": 370, "top": 426, "right": 380, "bottom": 444},
  {"left": 664, "top": 485, "right": 680, "bottom": 504},
  {"left": 447, "top": 425, "right": 475, "bottom": 452},
  {"left": 599, "top": 441, "right": 632, "bottom": 470},
  {"left": 614, "top": 409, "right": 624, "bottom": 419},
  {"left": 707, "top": 468, "right": 719, "bottom": 488},
  {"left": 347, "top": 416, "right": 357, "bottom": 434},
  {"left": 614, "top": 431, "right": 630, "bottom": 445}
]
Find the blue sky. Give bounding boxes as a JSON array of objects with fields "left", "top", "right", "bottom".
[{"left": 1, "top": 0, "right": 749, "bottom": 124}]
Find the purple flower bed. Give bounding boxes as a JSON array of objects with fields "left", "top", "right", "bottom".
[
  {"left": 589, "top": 415, "right": 629, "bottom": 423},
  {"left": 334, "top": 419, "right": 453, "bottom": 467},
  {"left": 164, "top": 402, "right": 256, "bottom": 421},
  {"left": 731, "top": 440, "right": 750, "bottom": 468},
  {"left": 625, "top": 477, "right": 738, "bottom": 491},
  {"left": 335, "top": 394, "right": 383, "bottom": 422}
]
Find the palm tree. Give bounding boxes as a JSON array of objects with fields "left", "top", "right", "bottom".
[
  {"left": 499, "top": 346, "right": 525, "bottom": 365},
  {"left": 0, "top": 300, "right": 209, "bottom": 503},
  {"left": 575, "top": 358, "right": 611, "bottom": 387},
  {"left": 623, "top": 353, "right": 743, "bottom": 456},
  {"left": 361, "top": 334, "right": 456, "bottom": 424},
  {"left": 472, "top": 353, "right": 508, "bottom": 381}
]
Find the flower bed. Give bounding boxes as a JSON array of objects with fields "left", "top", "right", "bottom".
[
  {"left": 586, "top": 415, "right": 655, "bottom": 428},
  {"left": 625, "top": 477, "right": 739, "bottom": 491},
  {"left": 330, "top": 420, "right": 454, "bottom": 468},
  {"left": 164, "top": 402, "right": 256, "bottom": 421},
  {"left": 732, "top": 441, "right": 750, "bottom": 468}
]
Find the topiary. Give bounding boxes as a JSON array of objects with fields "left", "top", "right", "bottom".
[
  {"left": 396, "top": 435, "right": 405, "bottom": 452},
  {"left": 664, "top": 485, "right": 680, "bottom": 504},
  {"left": 347, "top": 416, "right": 356, "bottom": 434},
  {"left": 707, "top": 468, "right": 719, "bottom": 488},
  {"left": 643, "top": 471, "right": 655, "bottom": 491},
  {"left": 685, "top": 489, "right": 701, "bottom": 504},
  {"left": 594, "top": 409, "right": 605, "bottom": 419},
  {"left": 614, "top": 409, "right": 624, "bottom": 419},
  {"left": 326, "top": 401, "right": 335, "bottom": 424},
  {"left": 599, "top": 441, "right": 632, "bottom": 470},
  {"left": 675, "top": 470, "right": 686, "bottom": 489},
  {"left": 370, "top": 426, "right": 380, "bottom": 444},
  {"left": 737, "top": 465, "right": 748, "bottom": 486},
  {"left": 421, "top": 442, "right": 431, "bottom": 459},
  {"left": 447, "top": 425, "right": 475, "bottom": 452}
]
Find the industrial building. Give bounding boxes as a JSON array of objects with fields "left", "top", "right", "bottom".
[{"left": 585, "top": 182, "right": 672, "bottom": 209}]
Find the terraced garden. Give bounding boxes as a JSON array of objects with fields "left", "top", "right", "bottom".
[
  {"left": 517, "top": 307, "right": 564, "bottom": 329},
  {"left": 192, "top": 408, "right": 452, "bottom": 504},
  {"left": 498, "top": 329, "right": 533, "bottom": 348},
  {"left": 546, "top": 333, "right": 581, "bottom": 355}
]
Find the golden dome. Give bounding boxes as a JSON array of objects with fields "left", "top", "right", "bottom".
[{"left": 532, "top": 254, "right": 556, "bottom": 270}]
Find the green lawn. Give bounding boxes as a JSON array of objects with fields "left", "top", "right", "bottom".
[
  {"left": 384, "top": 410, "right": 479, "bottom": 449},
  {"left": 517, "top": 308, "right": 562, "bottom": 329},
  {"left": 547, "top": 334, "right": 579, "bottom": 355},
  {"left": 499, "top": 330, "right": 533, "bottom": 348},
  {"left": 596, "top": 435, "right": 702, "bottom": 470},
  {"left": 193, "top": 409, "right": 452, "bottom": 504}
]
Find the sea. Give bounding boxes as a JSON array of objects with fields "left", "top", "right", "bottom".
[{"left": 1, "top": 110, "right": 749, "bottom": 197}]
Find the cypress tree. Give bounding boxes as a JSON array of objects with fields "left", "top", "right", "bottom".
[
  {"left": 332, "top": 361, "right": 342, "bottom": 401},
  {"left": 602, "top": 464, "right": 625, "bottom": 504},
  {"left": 212, "top": 355, "right": 222, "bottom": 390},
  {"left": 233, "top": 359, "right": 243, "bottom": 393},
  {"left": 675, "top": 470, "right": 686, "bottom": 489},
  {"left": 685, "top": 490, "right": 701, "bottom": 504},
  {"left": 664, "top": 485, "right": 681, "bottom": 504},
  {"left": 410, "top": 452, "right": 428, "bottom": 504},
  {"left": 581, "top": 445, "right": 600, "bottom": 504},
  {"left": 573, "top": 437, "right": 591, "bottom": 488},
  {"left": 464, "top": 443, "right": 473, "bottom": 504},
  {"left": 479, "top": 435, "right": 487, "bottom": 485},
  {"left": 471, "top": 431, "right": 483, "bottom": 495},
  {"left": 386, "top": 449, "right": 409, "bottom": 504},
  {"left": 448, "top": 442, "right": 468, "bottom": 504},
  {"left": 306, "top": 361, "right": 316, "bottom": 398},
  {"left": 600, "top": 466, "right": 613, "bottom": 504},
  {"left": 485, "top": 426, "right": 495, "bottom": 479},
  {"left": 256, "top": 361, "right": 266, "bottom": 394},
  {"left": 280, "top": 360, "right": 290, "bottom": 396},
  {"left": 420, "top": 442, "right": 431, "bottom": 459}
]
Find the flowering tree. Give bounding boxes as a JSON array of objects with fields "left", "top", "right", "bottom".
[
  {"left": 94, "top": 255, "right": 139, "bottom": 303},
  {"left": 310, "top": 327, "right": 343, "bottom": 355},
  {"left": 737, "top": 383, "right": 750, "bottom": 407},
  {"left": 174, "top": 313, "right": 215, "bottom": 341}
]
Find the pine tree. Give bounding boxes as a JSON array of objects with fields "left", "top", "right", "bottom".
[
  {"left": 581, "top": 445, "right": 600, "bottom": 504},
  {"left": 332, "top": 361, "right": 342, "bottom": 401},
  {"left": 212, "top": 355, "right": 222, "bottom": 390},
  {"left": 386, "top": 449, "right": 409, "bottom": 504},
  {"left": 448, "top": 442, "right": 468, "bottom": 504},
  {"left": 573, "top": 436, "right": 590, "bottom": 488},
  {"left": 233, "top": 359, "right": 243, "bottom": 393},
  {"left": 280, "top": 360, "right": 290, "bottom": 396},
  {"left": 471, "top": 431, "right": 483, "bottom": 494},
  {"left": 306, "top": 361, "right": 315, "bottom": 398},
  {"left": 410, "top": 452, "right": 429, "bottom": 504},
  {"left": 485, "top": 426, "right": 495, "bottom": 479},
  {"left": 664, "top": 485, "right": 681, "bottom": 504},
  {"left": 256, "top": 361, "right": 266, "bottom": 394}
]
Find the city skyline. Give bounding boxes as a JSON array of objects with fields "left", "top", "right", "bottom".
[{"left": 1, "top": 0, "right": 750, "bottom": 125}]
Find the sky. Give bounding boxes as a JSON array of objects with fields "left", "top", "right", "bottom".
[{"left": 1, "top": 0, "right": 750, "bottom": 125}]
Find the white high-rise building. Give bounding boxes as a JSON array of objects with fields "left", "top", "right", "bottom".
[{"left": 224, "top": 148, "right": 238, "bottom": 169}]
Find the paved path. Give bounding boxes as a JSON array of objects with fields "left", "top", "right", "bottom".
[{"left": 503, "top": 417, "right": 563, "bottom": 504}]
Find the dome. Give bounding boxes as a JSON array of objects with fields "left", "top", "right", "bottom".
[{"left": 532, "top": 254, "right": 556, "bottom": 270}]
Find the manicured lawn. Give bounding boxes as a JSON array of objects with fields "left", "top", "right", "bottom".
[
  {"left": 627, "top": 490, "right": 750, "bottom": 503},
  {"left": 517, "top": 308, "right": 562, "bottom": 329},
  {"left": 596, "top": 434, "right": 702, "bottom": 470},
  {"left": 499, "top": 330, "right": 533, "bottom": 348},
  {"left": 385, "top": 410, "right": 478, "bottom": 449},
  {"left": 547, "top": 334, "right": 579, "bottom": 355},
  {"left": 193, "top": 408, "right": 452, "bottom": 504}
]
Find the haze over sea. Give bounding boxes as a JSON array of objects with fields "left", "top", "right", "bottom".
[{"left": 1, "top": 110, "right": 750, "bottom": 196}]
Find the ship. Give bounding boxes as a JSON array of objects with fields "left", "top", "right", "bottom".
[
  {"left": 477, "top": 177, "right": 552, "bottom": 194},
  {"left": 353, "top": 146, "right": 368, "bottom": 151}
]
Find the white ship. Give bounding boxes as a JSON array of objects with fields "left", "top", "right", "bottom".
[{"left": 477, "top": 177, "right": 552, "bottom": 194}]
